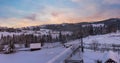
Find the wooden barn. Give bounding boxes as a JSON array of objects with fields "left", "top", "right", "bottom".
[
  {"left": 102, "top": 51, "right": 119, "bottom": 63},
  {"left": 30, "top": 43, "right": 41, "bottom": 51}
]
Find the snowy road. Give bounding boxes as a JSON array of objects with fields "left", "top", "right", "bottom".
[{"left": 0, "top": 47, "right": 65, "bottom": 63}]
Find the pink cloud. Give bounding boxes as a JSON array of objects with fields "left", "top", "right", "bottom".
[
  {"left": 0, "top": 3, "right": 119, "bottom": 28},
  {"left": 25, "top": 14, "right": 37, "bottom": 21}
]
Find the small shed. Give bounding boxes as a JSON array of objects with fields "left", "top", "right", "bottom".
[
  {"left": 30, "top": 43, "right": 41, "bottom": 51},
  {"left": 102, "top": 51, "right": 119, "bottom": 63}
]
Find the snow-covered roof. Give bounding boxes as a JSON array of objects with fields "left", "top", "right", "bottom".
[
  {"left": 102, "top": 51, "right": 119, "bottom": 63},
  {"left": 30, "top": 43, "right": 41, "bottom": 48},
  {"left": 92, "top": 24, "right": 104, "bottom": 27}
]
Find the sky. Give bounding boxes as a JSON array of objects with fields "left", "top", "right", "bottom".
[{"left": 0, "top": 0, "right": 120, "bottom": 28}]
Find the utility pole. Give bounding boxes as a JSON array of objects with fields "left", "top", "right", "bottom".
[
  {"left": 80, "top": 35, "right": 84, "bottom": 52},
  {"left": 77, "top": 30, "right": 84, "bottom": 53}
]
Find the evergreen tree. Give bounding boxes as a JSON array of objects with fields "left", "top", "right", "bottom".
[{"left": 59, "top": 31, "right": 63, "bottom": 42}]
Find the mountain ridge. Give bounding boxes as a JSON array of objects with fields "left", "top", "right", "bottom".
[{"left": 0, "top": 18, "right": 120, "bottom": 32}]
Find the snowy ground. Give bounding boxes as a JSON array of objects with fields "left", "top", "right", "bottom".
[
  {"left": 84, "top": 32, "right": 120, "bottom": 44},
  {"left": 0, "top": 47, "right": 66, "bottom": 63},
  {"left": 0, "top": 32, "right": 120, "bottom": 63},
  {"left": 70, "top": 49, "right": 120, "bottom": 63},
  {"left": 66, "top": 32, "right": 120, "bottom": 45}
]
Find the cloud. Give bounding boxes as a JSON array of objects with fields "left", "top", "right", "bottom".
[
  {"left": 0, "top": 0, "right": 119, "bottom": 28},
  {"left": 0, "top": 18, "right": 50, "bottom": 28},
  {"left": 102, "top": 0, "right": 120, "bottom": 5},
  {"left": 27, "top": 4, "right": 99, "bottom": 20},
  {"left": 25, "top": 14, "right": 37, "bottom": 21},
  {"left": 71, "top": 0, "right": 120, "bottom": 5},
  {"left": 1, "top": 4, "right": 119, "bottom": 28},
  {"left": 25, "top": 5, "right": 78, "bottom": 21},
  {"left": 71, "top": 0, "right": 81, "bottom": 2},
  {"left": 0, "top": 6, "right": 78, "bottom": 28},
  {"left": 0, "top": 18, "right": 34, "bottom": 28}
]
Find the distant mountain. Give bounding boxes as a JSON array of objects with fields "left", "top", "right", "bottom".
[
  {"left": 1, "top": 18, "right": 119, "bottom": 32},
  {"left": 20, "top": 18, "right": 120, "bottom": 31},
  {"left": 40, "top": 18, "right": 120, "bottom": 31}
]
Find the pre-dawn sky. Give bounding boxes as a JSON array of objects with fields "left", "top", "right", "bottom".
[{"left": 0, "top": 0, "right": 120, "bottom": 28}]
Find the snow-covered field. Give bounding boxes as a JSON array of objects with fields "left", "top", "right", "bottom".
[
  {"left": 0, "top": 32, "right": 120, "bottom": 63},
  {"left": 66, "top": 32, "right": 120, "bottom": 45},
  {"left": 84, "top": 32, "right": 120, "bottom": 44},
  {"left": 0, "top": 47, "right": 66, "bottom": 63}
]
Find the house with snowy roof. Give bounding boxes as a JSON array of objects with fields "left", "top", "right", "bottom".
[{"left": 102, "top": 51, "right": 119, "bottom": 63}]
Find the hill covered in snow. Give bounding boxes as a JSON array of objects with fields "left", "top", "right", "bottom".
[{"left": 0, "top": 32, "right": 120, "bottom": 63}]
